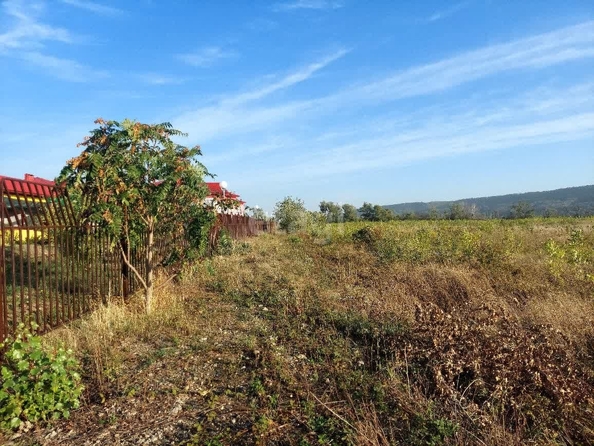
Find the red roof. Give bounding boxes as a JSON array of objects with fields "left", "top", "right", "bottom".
[
  {"left": 0, "top": 174, "right": 55, "bottom": 198},
  {"left": 23, "top": 173, "right": 55, "bottom": 186},
  {"left": 205, "top": 182, "right": 241, "bottom": 200}
]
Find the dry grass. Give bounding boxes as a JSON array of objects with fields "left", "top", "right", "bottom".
[{"left": 5, "top": 218, "right": 594, "bottom": 445}]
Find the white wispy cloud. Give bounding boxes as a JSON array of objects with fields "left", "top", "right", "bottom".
[
  {"left": 0, "top": 0, "right": 110, "bottom": 81},
  {"left": 176, "top": 21, "right": 594, "bottom": 150},
  {"left": 59, "top": 0, "right": 123, "bottom": 16},
  {"left": 0, "top": 0, "right": 72, "bottom": 51},
  {"left": 205, "top": 137, "right": 291, "bottom": 165},
  {"left": 426, "top": 1, "right": 470, "bottom": 23},
  {"left": 20, "top": 51, "right": 109, "bottom": 82},
  {"left": 174, "top": 49, "right": 349, "bottom": 140},
  {"left": 334, "top": 21, "right": 594, "bottom": 105},
  {"left": 136, "top": 73, "right": 187, "bottom": 85},
  {"left": 176, "top": 102, "right": 310, "bottom": 144},
  {"left": 224, "top": 48, "right": 349, "bottom": 105},
  {"left": 177, "top": 46, "right": 237, "bottom": 68},
  {"left": 273, "top": 0, "right": 344, "bottom": 12},
  {"left": 171, "top": 21, "right": 594, "bottom": 193},
  {"left": 251, "top": 87, "right": 594, "bottom": 183}
]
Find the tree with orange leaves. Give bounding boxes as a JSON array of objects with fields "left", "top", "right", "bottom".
[{"left": 58, "top": 119, "right": 210, "bottom": 312}]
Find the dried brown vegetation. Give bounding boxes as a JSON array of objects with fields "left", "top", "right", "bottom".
[{"left": 4, "top": 218, "right": 594, "bottom": 445}]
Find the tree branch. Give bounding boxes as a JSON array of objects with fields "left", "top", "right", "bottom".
[
  {"left": 154, "top": 273, "right": 178, "bottom": 291},
  {"left": 119, "top": 243, "right": 148, "bottom": 291}
]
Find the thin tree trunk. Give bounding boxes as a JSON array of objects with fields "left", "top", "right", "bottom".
[
  {"left": 145, "top": 223, "right": 154, "bottom": 313},
  {"left": 121, "top": 236, "right": 130, "bottom": 301}
]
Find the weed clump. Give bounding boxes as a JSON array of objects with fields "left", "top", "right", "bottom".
[
  {"left": 404, "top": 303, "right": 594, "bottom": 442},
  {"left": 0, "top": 323, "right": 83, "bottom": 430}
]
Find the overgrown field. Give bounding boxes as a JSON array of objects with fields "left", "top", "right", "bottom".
[{"left": 5, "top": 218, "right": 594, "bottom": 445}]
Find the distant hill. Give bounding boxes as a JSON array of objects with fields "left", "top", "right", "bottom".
[{"left": 384, "top": 185, "right": 594, "bottom": 218}]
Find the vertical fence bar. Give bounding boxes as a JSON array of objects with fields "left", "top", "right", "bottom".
[
  {"left": 0, "top": 180, "right": 5, "bottom": 341},
  {"left": 32, "top": 186, "right": 41, "bottom": 328},
  {"left": 10, "top": 216, "right": 17, "bottom": 334}
]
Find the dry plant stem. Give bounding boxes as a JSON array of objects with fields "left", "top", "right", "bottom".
[
  {"left": 154, "top": 273, "right": 178, "bottom": 291},
  {"left": 404, "top": 345, "right": 411, "bottom": 398},
  {"left": 310, "top": 392, "right": 360, "bottom": 435}
]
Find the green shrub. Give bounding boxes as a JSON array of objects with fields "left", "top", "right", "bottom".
[
  {"left": 216, "top": 229, "right": 234, "bottom": 255},
  {"left": 288, "top": 234, "right": 303, "bottom": 245},
  {"left": 0, "top": 323, "right": 83, "bottom": 430},
  {"left": 408, "top": 410, "right": 458, "bottom": 446},
  {"left": 274, "top": 196, "right": 308, "bottom": 233}
]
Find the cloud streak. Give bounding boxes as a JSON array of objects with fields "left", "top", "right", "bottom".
[
  {"left": 174, "top": 49, "right": 349, "bottom": 140},
  {"left": 0, "top": 0, "right": 111, "bottom": 81},
  {"left": 170, "top": 20, "right": 594, "bottom": 196},
  {"left": 282, "top": 111, "right": 594, "bottom": 180},
  {"left": 19, "top": 51, "right": 109, "bottom": 82},
  {"left": 224, "top": 48, "right": 349, "bottom": 105},
  {"left": 336, "top": 20, "right": 594, "bottom": 105},
  {"left": 273, "top": 0, "right": 344, "bottom": 12},
  {"left": 60, "top": 0, "right": 123, "bottom": 16},
  {"left": 177, "top": 46, "right": 237, "bottom": 68},
  {"left": 136, "top": 73, "right": 187, "bottom": 85},
  {"left": 176, "top": 21, "right": 594, "bottom": 149},
  {"left": 426, "top": 1, "right": 470, "bottom": 23},
  {"left": 0, "top": 0, "right": 72, "bottom": 51},
  {"left": 246, "top": 85, "right": 594, "bottom": 185}
]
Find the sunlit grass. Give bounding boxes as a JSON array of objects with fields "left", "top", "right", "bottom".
[{"left": 21, "top": 217, "right": 594, "bottom": 445}]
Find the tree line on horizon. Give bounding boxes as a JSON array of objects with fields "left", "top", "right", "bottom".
[
  {"left": 274, "top": 196, "right": 593, "bottom": 232},
  {"left": 321, "top": 200, "right": 545, "bottom": 222},
  {"left": 320, "top": 200, "right": 586, "bottom": 222}
]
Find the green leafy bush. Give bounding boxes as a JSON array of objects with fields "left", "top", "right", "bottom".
[
  {"left": 274, "top": 196, "right": 308, "bottom": 233},
  {"left": 216, "top": 228, "right": 234, "bottom": 255},
  {"left": 0, "top": 324, "right": 83, "bottom": 430},
  {"left": 408, "top": 410, "right": 458, "bottom": 446}
]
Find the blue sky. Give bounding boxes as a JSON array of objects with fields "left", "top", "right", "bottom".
[{"left": 1, "top": 0, "right": 593, "bottom": 213}]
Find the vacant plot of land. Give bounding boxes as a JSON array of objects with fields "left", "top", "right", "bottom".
[{"left": 4, "top": 218, "right": 594, "bottom": 445}]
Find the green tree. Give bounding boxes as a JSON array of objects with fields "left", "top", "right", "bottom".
[
  {"left": 274, "top": 196, "right": 308, "bottom": 232},
  {"left": 249, "top": 206, "right": 266, "bottom": 220},
  {"left": 358, "top": 202, "right": 394, "bottom": 222},
  {"left": 400, "top": 211, "right": 417, "bottom": 220},
  {"left": 428, "top": 206, "right": 440, "bottom": 220},
  {"left": 319, "top": 201, "right": 343, "bottom": 223},
  {"left": 446, "top": 203, "right": 470, "bottom": 220},
  {"left": 58, "top": 118, "right": 209, "bottom": 312},
  {"left": 509, "top": 201, "right": 534, "bottom": 219},
  {"left": 359, "top": 202, "right": 376, "bottom": 221},
  {"left": 543, "top": 208, "right": 558, "bottom": 218},
  {"left": 374, "top": 204, "right": 395, "bottom": 222},
  {"left": 342, "top": 203, "right": 359, "bottom": 222}
]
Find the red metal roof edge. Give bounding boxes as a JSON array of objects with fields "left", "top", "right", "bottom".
[
  {"left": 24, "top": 173, "right": 55, "bottom": 186},
  {"left": 205, "top": 182, "right": 242, "bottom": 200},
  {"left": 0, "top": 174, "right": 56, "bottom": 198}
]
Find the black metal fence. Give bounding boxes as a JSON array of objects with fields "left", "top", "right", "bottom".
[{"left": 1, "top": 176, "right": 274, "bottom": 341}]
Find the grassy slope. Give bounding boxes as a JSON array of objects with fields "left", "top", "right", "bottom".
[{"left": 5, "top": 218, "right": 594, "bottom": 445}]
